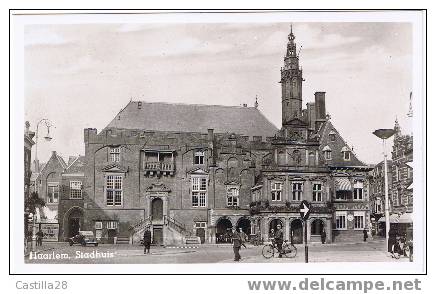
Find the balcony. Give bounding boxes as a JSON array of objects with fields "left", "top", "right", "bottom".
[{"left": 144, "top": 161, "right": 175, "bottom": 176}]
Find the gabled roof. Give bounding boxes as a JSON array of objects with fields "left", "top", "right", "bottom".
[
  {"left": 65, "top": 155, "right": 86, "bottom": 172},
  {"left": 104, "top": 101, "right": 278, "bottom": 138},
  {"left": 318, "top": 120, "right": 366, "bottom": 167}
]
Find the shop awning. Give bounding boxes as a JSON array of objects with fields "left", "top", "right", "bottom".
[
  {"left": 398, "top": 213, "right": 413, "bottom": 224},
  {"left": 335, "top": 178, "right": 352, "bottom": 191},
  {"left": 378, "top": 214, "right": 400, "bottom": 223}
]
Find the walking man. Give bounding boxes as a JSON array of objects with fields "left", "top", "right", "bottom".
[
  {"left": 321, "top": 228, "right": 327, "bottom": 244},
  {"left": 143, "top": 227, "right": 152, "bottom": 254},
  {"left": 232, "top": 227, "right": 243, "bottom": 261},
  {"left": 363, "top": 228, "right": 368, "bottom": 242},
  {"left": 274, "top": 224, "right": 284, "bottom": 258}
]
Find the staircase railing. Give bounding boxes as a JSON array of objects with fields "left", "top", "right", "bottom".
[
  {"left": 164, "top": 215, "right": 192, "bottom": 237},
  {"left": 129, "top": 217, "right": 151, "bottom": 233}
]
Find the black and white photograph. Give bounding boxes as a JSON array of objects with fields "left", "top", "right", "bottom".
[{"left": 11, "top": 10, "right": 426, "bottom": 275}]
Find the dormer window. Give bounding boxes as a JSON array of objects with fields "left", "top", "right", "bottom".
[
  {"left": 341, "top": 146, "right": 351, "bottom": 161},
  {"left": 194, "top": 150, "right": 205, "bottom": 165},
  {"left": 322, "top": 146, "right": 332, "bottom": 160},
  {"left": 110, "top": 147, "right": 121, "bottom": 162},
  {"left": 329, "top": 132, "right": 336, "bottom": 141}
]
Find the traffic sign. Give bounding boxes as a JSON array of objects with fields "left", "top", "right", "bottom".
[{"left": 299, "top": 200, "right": 311, "bottom": 221}]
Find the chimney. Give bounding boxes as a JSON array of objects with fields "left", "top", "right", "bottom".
[
  {"left": 314, "top": 92, "right": 326, "bottom": 130},
  {"left": 242, "top": 103, "right": 247, "bottom": 107},
  {"left": 314, "top": 92, "right": 326, "bottom": 120},
  {"left": 52, "top": 151, "right": 57, "bottom": 157},
  {"left": 138, "top": 101, "right": 142, "bottom": 109},
  {"left": 307, "top": 102, "right": 316, "bottom": 130}
]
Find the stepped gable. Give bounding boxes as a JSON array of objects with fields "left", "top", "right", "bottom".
[
  {"left": 318, "top": 120, "right": 366, "bottom": 167},
  {"left": 104, "top": 101, "right": 278, "bottom": 138}
]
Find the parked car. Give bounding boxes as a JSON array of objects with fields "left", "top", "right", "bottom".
[{"left": 69, "top": 231, "right": 98, "bottom": 246}]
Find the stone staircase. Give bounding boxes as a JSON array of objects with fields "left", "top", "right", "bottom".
[
  {"left": 164, "top": 216, "right": 199, "bottom": 245},
  {"left": 115, "top": 236, "right": 130, "bottom": 244},
  {"left": 128, "top": 217, "right": 152, "bottom": 244}
]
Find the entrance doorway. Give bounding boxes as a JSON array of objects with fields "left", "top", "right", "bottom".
[
  {"left": 69, "top": 218, "right": 80, "bottom": 237},
  {"left": 291, "top": 219, "right": 303, "bottom": 244},
  {"left": 151, "top": 198, "right": 163, "bottom": 221},
  {"left": 311, "top": 219, "right": 324, "bottom": 235},
  {"left": 65, "top": 207, "right": 84, "bottom": 239},
  {"left": 269, "top": 219, "right": 283, "bottom": 238},
  {"left": 196, "top": 228, "right": 205, "bottom": 244},
  {"left": 216, "top": 218, "right": 233, "bottom": 243},
  {"left": 237, "top": 217, "right": 251, "bottom": 240},
  {"left": 153, "top": 227, "right": 163, "bottom": 245}
]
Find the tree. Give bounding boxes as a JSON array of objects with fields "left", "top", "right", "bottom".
[{"left": 24, "top": 192, "right": 46, "bottom": 240}]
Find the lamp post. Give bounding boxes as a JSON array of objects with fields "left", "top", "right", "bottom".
[
  {"left": 373, "top": 129, "right": 396, "bottom": 252},
  {"left": 34, "top": 118, "right": 53, "bottom": 173},
  {"left": 31, "top": 118, "right": 54, "bottom": 252}
]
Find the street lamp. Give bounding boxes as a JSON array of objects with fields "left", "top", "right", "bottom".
[
  {"left": 31, "top": 118, "right": 54, "bottom": 252},
  {"left": 373, "top": 128, "right": 396, "bottom": 253},
  {"left": 34, "top": 119, "right": 54, "bottom": 173}
]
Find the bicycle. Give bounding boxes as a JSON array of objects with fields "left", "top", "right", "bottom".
[{"left": 262, "top": 240, "right": 297, "bottom": 258}]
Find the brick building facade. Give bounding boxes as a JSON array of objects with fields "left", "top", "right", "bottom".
[{"left": 75, "top": 28, "right": 372, "bottom": 245}]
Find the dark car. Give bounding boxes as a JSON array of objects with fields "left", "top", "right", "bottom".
[{"left": 69, "top": 231, "right": 98, "bottom": 246}]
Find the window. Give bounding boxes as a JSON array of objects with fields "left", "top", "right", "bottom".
[
  {"left": 324, "top": 150, "right": 332, "bottom": 160},
  {"left": 271, "top": 182, "right": 282, "bottom": 201},
  {"left": 192, "top": 176, "right": 207, "bottom": 207},
  {"left": 329, "top": 133, "right": 336, "bottom": 141},
  {"left": 292, "top": 182, "right": 303, "bottom": 201},
  {"left": 95, "top": 221, "right": 103, "bottom": 229},
  {"left": 107, "top": 221, "right": 118, "bottom": 229},
  {"left": 395, "top": 166, "right": 400, "bottom": 181},
  {"left": 335, "top": 191, "right": 349, "bottom": 201},
  {"left": 353, "top": 181, "right": 364, "bottom": 200},
  {"left": 70, "top": 181, "right": 82, "bottom": 199},
  {"left": 195, "top": 222, "right": 207, "bottom": 229},
  {"left": 343, "top": 151, "right": 351, "bottom": 161},
  {"left": 354, "top": 212, "right": 365, "bottom": 229},
  {"left": 47, "top": 183, "right": 59, "bottom": 203},
  {"left": 194, "top": 150, "right": 205, "bottom": 165},
  {"left": 106, "top": 175, "right": 122, "bottom": 206},
  {"left": 335, "top": 212, "right": 347, "bottom": 230},
  {"left": 312, "top": 183, "right": 322, "bottom": 202},
  {"left": 227, "top": 186, "right": 239, "bottom": 207},
  {"left": 110, "top": 147, "right": 121, "bottom": 162}
]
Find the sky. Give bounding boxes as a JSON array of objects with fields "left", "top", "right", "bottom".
[{"left": 24, "top": 21, "right": 413, "bottom": 165}]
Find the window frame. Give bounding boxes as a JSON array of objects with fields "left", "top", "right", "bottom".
[
  {"left": 343, "top": 151, "right": 351, "bottom": 161},
  {"left": 324, "top": 150, "right": 332, "bottom": 160},
  {"left": 109, "top": 146, "right": 121, "bottom": 163},
  {"left": 291, "top": 182, "right": 303, "bottom": 201},
  {"left": 353, "top": 180, "right": 364, "bottom": 201},
  {"left": 353, "top": 211, "right": 365, "bottom": 230},
  {"left": 105, "top": 174, "right": 123, "bottom": 206},
  {"left": 95, "top": 221, "right": 103, "bottom": 230},
  {"left": 335, "top": 211, "right": 347, "bottom": 230},
  {"left": 69, "top": 180, "right": 83, "bottom": 199},
  {"left": 194, "top": 150, "right": 205, "bottom": 165},
  {"left": 312, "top": 183, "right": 322, "bottom": 202},
  {"left": 226, "top": 186, "right": 239, "bottom": 207},
  {"left": 47, "top": 182, "right": 59, "bottom": 204},
  {"left": 107, "top": 221, "right": 118, "bottom": 230},
  {"left": 191, "top": 176, "right": 207, "bottom": 208},
  {"left": 271, "top": 182, "right": 283, "bottom": 202}
]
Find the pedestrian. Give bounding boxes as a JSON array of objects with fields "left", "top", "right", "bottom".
[
  {"left": 143, "top": 227, "right": 152, "bottom": 254},
  {"left": 232, "top": 227, "right": 243, "bottom": 261},
  {"left": 36, "top": 229, "right": 44, "bottom": 246},
  {"left": 321, "top": 228, "right": 326, "bottom": 244},
  {"left": 363, "top": 228, "right": 368, "bottom": 242},
  {"left": 274, "top": 224, "right": 284, "bottom": 258}
]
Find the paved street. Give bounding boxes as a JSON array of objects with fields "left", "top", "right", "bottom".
[{"left": 25, "top": 239, "right": 410, "bottom": 264}]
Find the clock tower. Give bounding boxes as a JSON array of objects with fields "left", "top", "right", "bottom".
[{"left": 280, "top": 26, "right": 303, "bottom": 125}]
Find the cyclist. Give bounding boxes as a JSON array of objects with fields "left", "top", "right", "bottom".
[{"left": 274, "top": 224, "right": 284, "bottom": 258}]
